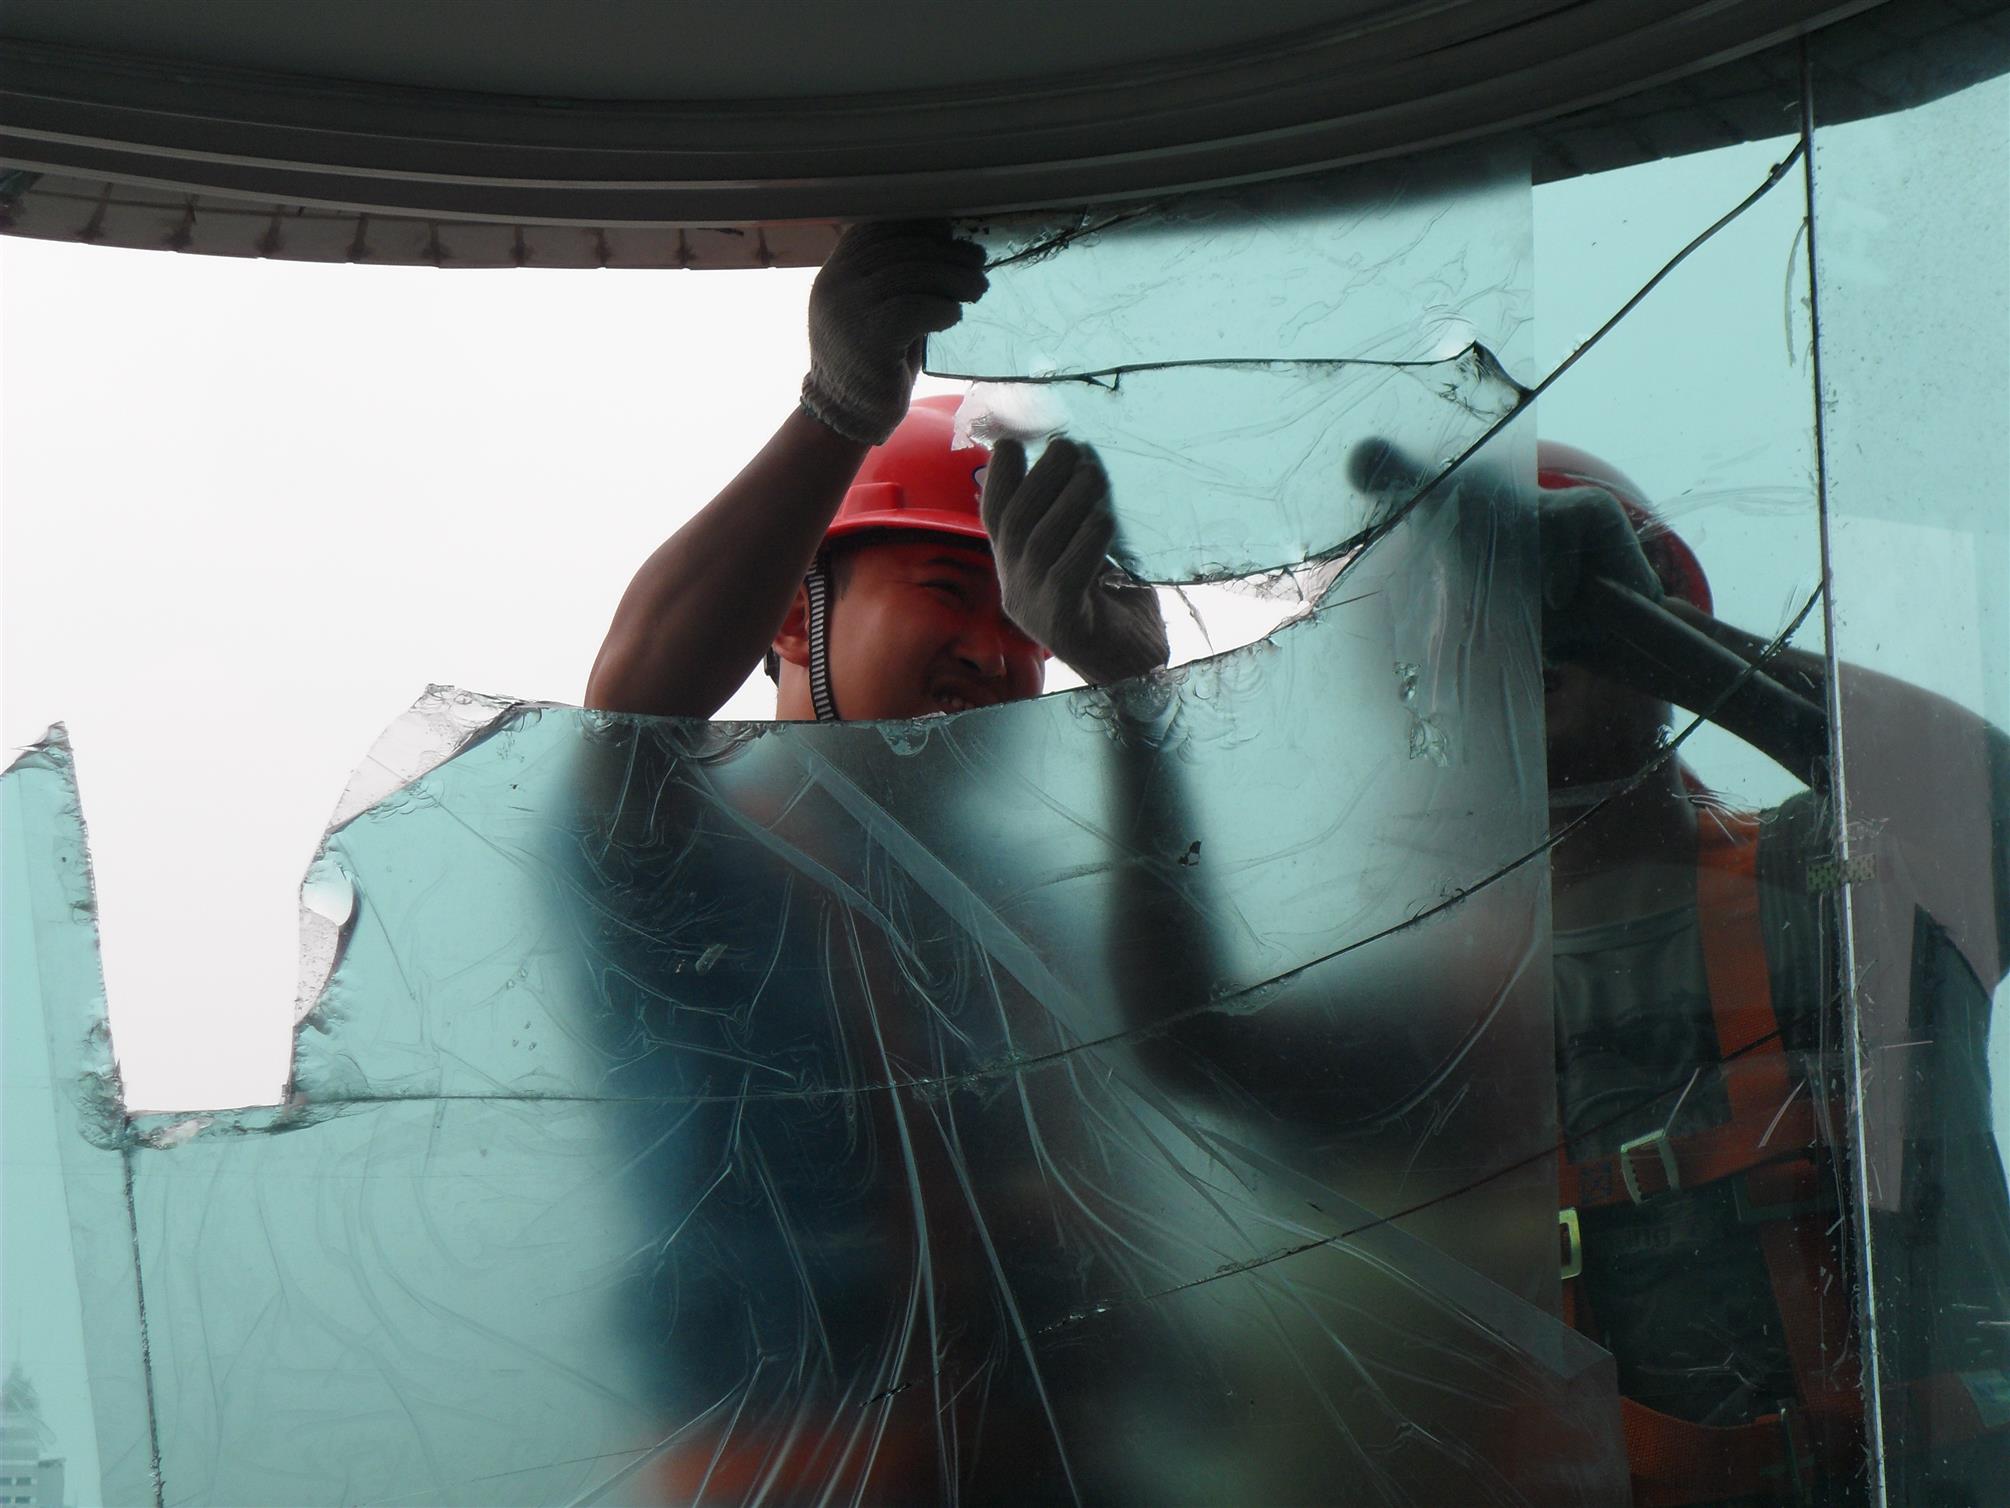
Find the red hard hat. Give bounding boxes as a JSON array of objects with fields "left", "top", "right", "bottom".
[
  {"left": 825, "top": 395, "right": 991, "bottom": 547},
  {"left": 1537, "top": 440, "right": 1712, "bottom": 615}
]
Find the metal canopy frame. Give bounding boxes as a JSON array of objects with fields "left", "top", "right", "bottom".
[{"left": 4, "top": 0, "right": 1998, "bottom": 267}]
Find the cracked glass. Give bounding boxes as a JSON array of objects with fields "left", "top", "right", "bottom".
[
  {"left": 5, "top": 14, "right": 2010, "bottom": 1507},
  {"left": 9, "top": 500, "right": 1625, "bottom": 1502},
  {"left": 935, "top": 147, "right": 1531, "bottom": 583},
  {"left": 1809, "top": 29, "right": 2010, "bottom": 1503}
]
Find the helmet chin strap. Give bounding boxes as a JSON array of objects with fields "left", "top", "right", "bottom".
[{"left": 804, "top": 564, "right": 840, "bottom": 722}]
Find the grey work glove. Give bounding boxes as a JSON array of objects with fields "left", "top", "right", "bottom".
[
  {"left": 1348, "top": 437, "right": 1661, "bottom": 662},
  {"left": 981, "top": 437, "right": 1170, "bottom": 686},
  {"left": 800, "top": 222, "right": 988, "bottom": 445},
  {"left": 1535, "top": 483, "right": 1664, "bottom": 658}
]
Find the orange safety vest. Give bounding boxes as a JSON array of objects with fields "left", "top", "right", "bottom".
[{"left": 1558, "top": 810, "right": 1860, "bottom": 1506}]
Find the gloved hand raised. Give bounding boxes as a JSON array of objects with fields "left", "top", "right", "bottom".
[
  {"left": 1534, "top": 482, "right": 1664, "bottom": 658},
  {"left": 800, "top": 222, "right": 989, "bottom": 445},
  {"left": 981, "top": 437, "right": 1170, "bottom": 686},
  {"left": 1347, "top": 437, "right": 1661, "bottom": 663}
]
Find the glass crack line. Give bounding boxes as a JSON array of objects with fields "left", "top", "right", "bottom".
[
  {"left": 1312, "top": 137, "right": 1810, "bottom": 592},
  {"left": 1037, "top": 1017, "right": 1821, "bottom": 1341},
  {"left": 942, "top": 138, "right": 1806, "bottom": 600},
  {"left": 976, "top": 205, "right": 1164, "bottom": 272},
  {"left": 122, "top": 1147, "right": 166, "bottom": 1508},
  {"left": 1033, "top": 605, "right": 1838, "bottom": 1332},
  {"left": 925, "top": 343, "right": 1525, "bottom": 388},
  {"left": 1798, "top": 39, "right": 1887, "bottom": 1506},
  {"left": 912, "top": 580, "right": 1829, "bottom": 1120}
]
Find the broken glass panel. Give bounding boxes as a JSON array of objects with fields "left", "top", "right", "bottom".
[
  {"left": 1, "top": 735, "right": 137, "bottom": 1508},
  {"left": 3, "top": 424, "right": 1638, "bottom": 1501},
  {"left": 1811, "top": 38, "right": 2010, "bottom": 1501},
  {"left": 935, "top": 146, "right": 1528, "bottom": 376},
  {"left": 950, "top": 348, "right": 1524, "bottom": 583},
  {"left": 930, "top": 146, "right": 1532, "bottom": 583}
]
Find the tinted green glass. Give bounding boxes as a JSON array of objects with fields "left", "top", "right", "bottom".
[
  {"left": 2, "top": 737, "right": 141, "bottom": 1508},
  {"left": 5, "top": 464, "right": 1633, "bottom": 1500},
  {"left": 928, "top": 147, "right": 1533, "bottom": 582},
  {"left": 1812, "top": 33, "right": 2010, "bottom": 1500}
]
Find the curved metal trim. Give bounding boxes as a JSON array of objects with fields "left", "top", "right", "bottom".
[{"left": 1, "top": 1, "right": 1884, "bottom": 226}]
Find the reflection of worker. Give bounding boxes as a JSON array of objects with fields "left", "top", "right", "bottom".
[
  {"left": 1533, "top": 443, "right": 2010, "bottom": 1505},
  {"left": 586, "top": 221, "right": 1166, "bottom": 720}
]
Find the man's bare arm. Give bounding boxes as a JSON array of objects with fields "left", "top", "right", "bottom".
[
  {"left": 585, "top": 408, "right": 867, "bottom": 718},
  {"left": 585, "top": 222, "right": 986, "bottom": 719}
]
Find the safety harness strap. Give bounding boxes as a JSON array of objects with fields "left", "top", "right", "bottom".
[
  {"left": 1759, "top": 1212, "right": 1862, "bottom": 1471},
  {"left": 1693, "top": 810, "right": 1797, "bottom": 1127},
  {"left": 1560, "top": 809, "right": 1817, "bottom": 1214},
  {"left": 1563, "top": 809, "right": 1858, "bottom": 1503},
  {"left": 1624, "top": 1390, "right": 1871, "bottom": 1507},
  {"left": 1698, "top": 812, "right": 1863, "bottom": 1476},
  {"left": 1621, "top": 1398, "right": 1825, "bottom": 1507},
  {"left": 1559, "top": 1095, "right": 1822, "bottom": 1208},
  {"left": 1560, "top": 807, "right": 2009, "bottom": 1499}
]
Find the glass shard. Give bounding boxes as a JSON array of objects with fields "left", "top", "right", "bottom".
[
  {"left": 928, "top": 145, "right": 1533, "bottom": 584},
  {"left": 952, "top": 347, "right": 1525, "bottom": 582},
  {"left": 934, "top": 147, "right": 1528, "bottom": 376},
  {"left": 1, "top": 734, "right": 143, "bottom": 1508}
]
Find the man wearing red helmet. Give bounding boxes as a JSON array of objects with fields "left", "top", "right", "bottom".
[
  {"left": 1528, "top": 443, "right": 2010, "bottom": 1505},
  {"left": 587, "top": 222, "right": 1167, "bottom": 723}
]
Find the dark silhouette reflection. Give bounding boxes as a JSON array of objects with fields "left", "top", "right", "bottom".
[{"left": 1533, "top": 442, "right": 2010, "bottom": 1506}]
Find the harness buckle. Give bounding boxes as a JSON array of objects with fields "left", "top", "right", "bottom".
[
  {"left": 1619, "top": 1127, "right": 1680, "bottom": 1203},
  {"left": 1559, "top": 1207, "right": 1583, "bottom": 1282}
]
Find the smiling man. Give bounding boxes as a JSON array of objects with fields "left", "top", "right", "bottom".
[
  {"left": 586, "top": 222, "right": 1167, "bottom": 722},
  {"left": 762, "top": 395, "right": 1045, "bottom": 721}
]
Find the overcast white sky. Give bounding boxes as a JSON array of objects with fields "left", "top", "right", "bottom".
[{"left": 2, "top": 246, "right": 817, "bottom": 1106}]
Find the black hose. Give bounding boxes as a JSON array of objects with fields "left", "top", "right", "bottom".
[{"left": 1572, "top": 576, "right": 1830, "bottom": 785}]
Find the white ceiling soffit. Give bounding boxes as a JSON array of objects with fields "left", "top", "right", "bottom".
[{"left": 0, "top": 0, "right": 1979, "bottom": 270}]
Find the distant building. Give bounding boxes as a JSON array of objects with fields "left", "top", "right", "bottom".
[{"left": 0, "top": 1369, "right": 66, "bottom": 1508}]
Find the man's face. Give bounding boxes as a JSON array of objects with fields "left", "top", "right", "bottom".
[{"left": 825, "top": 539, "right": 1046, "bottom": 719}]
